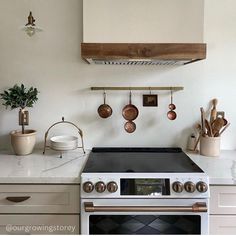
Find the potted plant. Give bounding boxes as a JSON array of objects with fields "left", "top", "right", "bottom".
[{"left": 0, "top": 84, "right": 39, "bottom": 155}]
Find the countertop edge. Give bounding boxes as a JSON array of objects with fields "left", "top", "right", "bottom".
[{"left": 0, "top": 149, "right": 89, "bottom": 184}]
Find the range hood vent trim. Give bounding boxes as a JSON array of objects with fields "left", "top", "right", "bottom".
[{"left": 81, "top": 43, "right": 207, "bottom": 65}]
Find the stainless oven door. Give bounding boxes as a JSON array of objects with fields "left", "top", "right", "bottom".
[{"left": 81, "top": 198, "right": 209, "bottom": 235}]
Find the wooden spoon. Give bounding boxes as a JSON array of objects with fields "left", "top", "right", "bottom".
[
  {"left": 210, "top": 98, "right": 218, "bottom": 124},
  {"left": 216, "top": 111, "right": 228, "bottom": 126},
  {"left": 212, "top": 117, "right": 225, "bottom": 137}
]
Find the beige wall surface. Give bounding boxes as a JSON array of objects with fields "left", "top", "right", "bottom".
[
  {"left": 84, "top": 0, "right": 204, "bottom": 43},
  {"left": 0, "top": 0, "right": 235, "bottom": 151}
]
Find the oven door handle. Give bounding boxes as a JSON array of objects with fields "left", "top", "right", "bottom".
[{"left": 84, "top": 202, "right": 207, "bottom": 213}]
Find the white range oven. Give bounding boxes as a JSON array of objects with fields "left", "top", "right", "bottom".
[{"left": 81, "top": 148, "right": 209, "bottom": 235}]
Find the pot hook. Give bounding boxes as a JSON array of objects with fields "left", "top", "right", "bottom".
[
  {"left": 149, "top": 87, "right": 152, "bottom": 95},
  {"left": 103, "top": 90, "right": 107, "bottom": 104},
  {"left": 129, "top": 90, "right": 132, "bottom": 104}
]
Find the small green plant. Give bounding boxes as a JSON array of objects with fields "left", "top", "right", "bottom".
[{"left": 0, "top": 84, "right": 39, "bottom": 134}]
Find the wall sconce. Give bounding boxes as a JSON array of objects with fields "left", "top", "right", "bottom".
[{"left": 21, "top": 11, "right": 43, "bottom": 37}]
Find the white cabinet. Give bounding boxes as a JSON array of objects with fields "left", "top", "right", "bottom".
[
  {"left": 210, "top": 185, "right": 236, "bottom": 235},
  {"left": 210, "top": 185, "right": 236, "bottom": 215},
  {"left": 210, "top": 215, "right": 236, "bottom": 235},
  {"left": 0, "top": 184, "right": 80, "bottom": 235}
]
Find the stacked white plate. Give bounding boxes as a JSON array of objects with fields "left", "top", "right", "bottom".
[{"left": 50, "top": 135, "right": 78, "bottom": 151}]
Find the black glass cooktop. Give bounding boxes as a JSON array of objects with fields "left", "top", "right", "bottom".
[{"left": 83, "top": 148, "right": 203, "bottom": 173}]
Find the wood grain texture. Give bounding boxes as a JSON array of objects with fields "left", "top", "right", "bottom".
[{"left": 81, "top": 43, "right": 207, "bottom": 64}]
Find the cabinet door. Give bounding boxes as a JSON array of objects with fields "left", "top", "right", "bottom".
[
  {"left": 210, "top": 185, "right": 236, "bottom": 214},
  {"left": 0, "top": 215, "right": 79, "bottom": 234},
  {"left": 0, "top": 185, "right": 79, "bottom": 214},
  {"left": 210, "top": 215, "right": 236, "bottom": 235}
]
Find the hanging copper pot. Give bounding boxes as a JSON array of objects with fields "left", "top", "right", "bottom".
[
  {"left": 122, "top": 91, "right": 139, "bottom": 121},
  {"left": 124, "top": 121, "right": 136, "bottom": 133},
  {"left": 167, "top": 90, "right": 177, "bottom": 120},
  {"left": 97, "top": 91, "right": 112, "bottom": 118}
]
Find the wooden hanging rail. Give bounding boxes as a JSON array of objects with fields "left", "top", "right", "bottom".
[{"left": 91, "top": 86, "right": 184, "bottom": 91}]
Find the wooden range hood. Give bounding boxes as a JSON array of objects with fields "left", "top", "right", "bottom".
[{"left": 81, "top": 43, "right": 206, "bottom": 65}]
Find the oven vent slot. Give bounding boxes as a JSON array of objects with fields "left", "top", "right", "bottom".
[{"left": 91, "top": 59, "right": 190, "bottom": 66}]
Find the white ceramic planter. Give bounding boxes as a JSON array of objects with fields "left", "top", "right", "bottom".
[{"left": 10, "top": 130, "right": 37, "bottom": 155}]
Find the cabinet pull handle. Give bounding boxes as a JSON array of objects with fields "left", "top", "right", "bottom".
[
  {"left": 84, "top": 202, "right": 207, "bottom": 213},
  {"left": 6, "top": 196, "right": 31, "bottom": 203}
]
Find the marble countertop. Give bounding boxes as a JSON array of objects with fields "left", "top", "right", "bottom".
[
  {"left": 188, "top": 150, "right": 236, "bottom": 185},
  {"left": 0, "top": 149, "right": 88, "bottom": 184},
  {"left": 0, "top": 149, "right": 235, "bottom": 185}
]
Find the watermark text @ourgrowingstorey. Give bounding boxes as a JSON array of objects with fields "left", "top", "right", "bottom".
[{"left": 6, "top": 224, "right": 76, "bottom": 233}]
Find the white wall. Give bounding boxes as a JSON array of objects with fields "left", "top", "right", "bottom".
[
  {"left": 84, "top": 0, "right": 204, "bottom": 43},
  {"left": 0, "top": 0, "right": 235, "bottom": 151}
]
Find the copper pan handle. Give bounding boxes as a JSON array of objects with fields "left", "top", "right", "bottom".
[{"left": 84, "top": 202, "right": 207, "bottom": 213}]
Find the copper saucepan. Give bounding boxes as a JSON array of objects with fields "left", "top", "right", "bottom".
[
  {"left": 97, "top": 91, "right": 112, "bottom": 118},
  {"left": 124, "top": 121, "right": 136, "bottom": 133},
  {"left": 167, "top": 90, "right": 177, "bottom": 120},
  {"left": 122, "top": 91, "right": 139, "bottom": 121}
]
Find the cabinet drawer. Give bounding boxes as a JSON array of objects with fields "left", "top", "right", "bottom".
[
  {"left": 210, "top": 215, "right": 236, "bottom": 235},
  {"left": 210, "top": 185, "right": 236, "bottom": 214},
  {"left": 0, "top": 185, "right": 79, "bottom": 214},
  {"left": 0, "top": 215, "right": 79, "bottom": 234}
]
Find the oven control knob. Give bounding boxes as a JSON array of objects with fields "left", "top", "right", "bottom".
[
  {"left": 83, "top": 181, "right": 94, "bottom": 193},
  {"left": 184, "top": 181, "right": 196, "bottom": 193},
  {"left": 107, "top": 181, "right": 118, "bottom": 193},
  {"left": 196, "top": 181, "right": 208, "bottom": 193},
  {"left": 172, "top": 181, "right": 184, "bottom": 193},
  {"left": 95, "top": 181, "right": 106, "bottom": 193}
]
